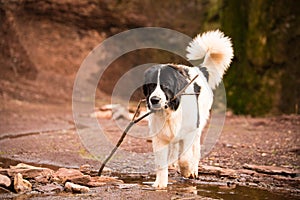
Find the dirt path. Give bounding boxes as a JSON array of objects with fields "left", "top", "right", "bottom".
[{"left": 0, "top": 94, "right": 299, "bottom": 199}]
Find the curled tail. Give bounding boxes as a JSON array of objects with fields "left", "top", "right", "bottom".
[{"left": 186, "top": 30, "right": 233, "bottom": 89}]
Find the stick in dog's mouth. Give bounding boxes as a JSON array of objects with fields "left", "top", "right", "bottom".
[{"left": 98, "top": 105, "right": 153, "bottom": 176}]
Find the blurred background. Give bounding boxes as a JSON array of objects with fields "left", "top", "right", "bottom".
[{"left": 0, "top": 0, "right": 299, "bottom": 125}]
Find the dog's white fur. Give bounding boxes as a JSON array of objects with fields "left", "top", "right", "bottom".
[
  {"left": 186, "top": 30, "right": 234, "bottom": 89},
  {"left": 146, "top": 30, "right": 233, "bottom": 188}
]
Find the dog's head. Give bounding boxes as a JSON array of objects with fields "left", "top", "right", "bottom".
[{"left": 143, "top": 65, "right": 188, "bottom": 111}]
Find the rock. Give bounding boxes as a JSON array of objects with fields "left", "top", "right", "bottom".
[
  {"left": 10, "top": 163, "right": 36, "bottom": 169},
  {"left": 100, "top": 104, "right": 118, "bottom": 111},
  {"left": 101, "top": 166, "right": 112, "bottom": 174},
  {"left": 199, "top": 165, "right": 238, "bottom": 178},
  {"left": 219, "top": 168, "right": 238, "bottom": 178},
  {"left": 248, "top": 182, "right": 258, "bottom": 187},
  {"left": 272, "top": 175, "right": 300, "bottom": 187},
  {"left": 0, "top": 186, "right": 11, "bottom": 194},
  {"left": 199, "top": 165, "right": 223, "bottom": 175},
  {"left": 86, "top": 176, "right": 123, "bottom": 187},
  {"left": 90, "top": 110, "right": 112, "bottom": 119},
  {"left": 0, "top": 174, "right": 11, "bottom": 187},
  {"left": 117, "top": 183, "right": 138, "bottom": 189},
  {"left": 35, "top": 183, "right": 64, "bottom": 193},
  {"left": 0, "top": 169, "right": 9, "bottom": 176},
  {"left": 261, "top": 153, "right": 267, "bottom": 157},
  {"left": 8, "top": 163, "right": 54, "bottom": 180},
  {"left": 223, "top": 143, "right": 237, "bottom": 149},
  {"left": 34, "top": 174, "right": 50, "bottom": 184},
  {"left": 243, "top": 164, "right": 299, "bottom": 177},
  {"left": 79, "top": 164, "right": 91, "bottom": 175},
  {"left": 239, "top": 177, "right": 246, "bottom": 182},
  {"left": 52, "top": 168, "right": 84, "bottom": 184},
  {"left": 85, "top": 178, "right": 106, "bottom": 187},
  {"left": 91, "top": 104, "right": 130, "bottom": 119},
  {"left": 88, "top": 167, "right": 112, "bottom": 176},
  {"left": 14, "top": 173, "right": 32, "bottom": 193},
  {"left": 112, "top": 104, "right": 130, "bottom": 120},
  {"left": 237, "top": 169, "right": 256, "bottom": 176},
  {"left": 69, "top": 175, "right": 91, "bottom": 186},
  {"left": 65, "top": 182, "right": 90, "bottom": 193}
]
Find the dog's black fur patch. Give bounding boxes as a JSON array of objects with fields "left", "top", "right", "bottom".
[
  {"left": 200, "top": 67, "right": 209, "bottom": 81},
  {"left": 143, "top": 65, "right": 188, "bottom": 111}
]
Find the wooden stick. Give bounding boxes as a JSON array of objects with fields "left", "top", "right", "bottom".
[
  {"left": 132, "top": 99, "right": 146, "bottom": 121},
  {"left": 98, "top": 100, "right": 152, "bottom": 176}
]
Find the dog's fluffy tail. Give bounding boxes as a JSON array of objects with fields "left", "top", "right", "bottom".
[{"left": 186, "top": 30, "right": 233, "bottom": 89}]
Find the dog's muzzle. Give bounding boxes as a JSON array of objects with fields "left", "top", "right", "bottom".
[
  {"left": 150, "top": 96, "right": 160, "bottom": 105},
  {"left": 149, "top": 96, "right": 169, "bottom": 110}
]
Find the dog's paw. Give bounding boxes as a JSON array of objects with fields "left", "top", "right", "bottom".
[
  {"left": 180, "top": 166, "right": 199, "bottom": 179},
  {"left": 187, "top": 172, "right": 198, "bottom": 179},
  {"left": 181, "top": 171, "right": 198, "bottom": 179}
]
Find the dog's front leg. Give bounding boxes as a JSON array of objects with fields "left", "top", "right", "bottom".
[
  {"left": 168, "top": 142, "right": 179, "bottom": 171},
  {"left": 152, "top": 136, "right": 169, "bottom": 188},
  {"left": 179, "top": 129, "right": 200, "bottom": 179}
]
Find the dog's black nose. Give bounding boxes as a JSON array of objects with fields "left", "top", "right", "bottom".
[{"left": 150, "top": 96, "right": 161, "bottom": 105}]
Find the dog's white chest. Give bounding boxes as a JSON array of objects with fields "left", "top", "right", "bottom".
[{"left": 148, "top": 108, "right": 182, "bottom": 142}]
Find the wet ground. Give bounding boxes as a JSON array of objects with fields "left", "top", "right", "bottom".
[
  {"left": 0, "top": 170, "right": 298, "bottom": 200},
  {"left": 0, "top": 110, "right": 299, "bottom": 199}
]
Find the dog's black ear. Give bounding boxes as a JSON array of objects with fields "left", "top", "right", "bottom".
[
  {"left": 142, "top": 84, "right": 150, "bottom": 97},
  {"left": 168, "top": 69, "right": 188, "bottom": 110},
  {"left": 143, "top": 67, "right": 158, "bottom": 98},
  {"left": 174, "top": 70, "right": 189, "bottom": 94}
]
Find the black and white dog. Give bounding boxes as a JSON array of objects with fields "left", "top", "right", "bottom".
[{"left": 143, "top": 30, "right": 233, "bottom": 188}]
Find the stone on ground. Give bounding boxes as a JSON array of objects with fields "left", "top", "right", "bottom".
[
  {"left": 64, "top": 182, "right": 90, "bottom": 193},
  {"left": 52, "top": 168, "right": 85, "bottom": 184},
  {"left": 14, "top": 173, "right": 32, "bottom": 193},
  {"left": 8, "top": 163, "right": 54, "bottom": 180},
  {"left": 0, "top": 174, "right": 11, "bottom": 187}
]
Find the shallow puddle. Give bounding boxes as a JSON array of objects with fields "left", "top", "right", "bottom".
[
  {"left": 173, "top": 184, "right": 292, "bottom": 200},
  {"left": 1, "top": 176, "right": 296, "bottom": 200},
  {"left": 119, "top": 175, "right": 296, "bottom": 200},
  {"left": 0, "top": 157, "right": 297, "bottom": 200}
]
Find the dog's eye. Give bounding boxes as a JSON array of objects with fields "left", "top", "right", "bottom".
[
  {"left": 143, "top": 83, "right": 156, "bottom": 97},
  {"left": 160, "top": 85, "right": 168, "bottom": 91},
  {"left": 161, "top": 85, "right": 173, "bottom": 93},
  {"left": 160, "top": 85, "right": 174, "bottom": 100}
]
